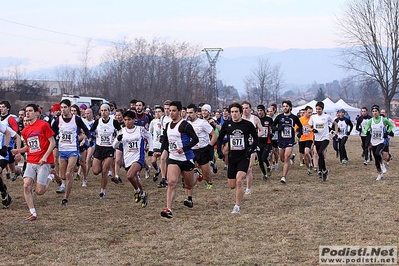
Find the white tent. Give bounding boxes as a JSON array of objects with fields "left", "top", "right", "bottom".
[
  {"left": 322, "top": 97, "right": 341, "bottom": 114},
  {"left": 335, "top": 99, "right": 361, "bottom": 120},
  {"left": 292, "top": 98, "right": 340, "bottom": 115},
  {"left": 292, "top": 100, "right": 318, "bottom": 115}
]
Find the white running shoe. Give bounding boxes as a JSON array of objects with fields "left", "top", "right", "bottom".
[
  {"left": 289, "top": 154, "right": 296, "bottom": 165},
  {"left": 280, "top": 176, "right": 286, "bottom": 183},
  {"left": 376, "top": 172, "right": 383, "bottom": 181},
  {"left": 381, "top": 163, "right": 387, "bottom": 174},
  {"left": 231, "top": 206, "right": 240, "bottom": 214},
  {"left": 145, "top": 166, "right": 151, "bottom": 179},
  {"left": 245, "top": 188, "right": 251, "bottom": 195},
  {"left": 82, "top": 178, "right": 88, "bottom": 187}
]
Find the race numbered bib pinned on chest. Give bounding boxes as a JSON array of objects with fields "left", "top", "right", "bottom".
[
  {"left": 168, "top": 137, "right": 179, "bottom": 153},
  {"left": 281, "top": 126, "right": 292, "bottom": 138},
  {"left": 99, "top": 132, "right": 113, "bottom": 146},
  {"left": 127, "top": 139, "right": 139, "bottom": 151},
  {"left": 60, "top": 130, "right": 73, "bottom": 144},
  {"left": 28, "top": 136, "right": 41, "bottom": 153},
  {"left": 230, "top": 135, "right": 245, "bottom": 150}
]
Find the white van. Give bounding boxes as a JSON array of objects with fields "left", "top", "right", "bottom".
[{"left": 61, "top": 94, "right": 107, "bottom": 114}]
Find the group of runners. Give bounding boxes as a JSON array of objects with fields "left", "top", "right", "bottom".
[{"left": 0, "top": 98, "right": 395, "bottom": 221}]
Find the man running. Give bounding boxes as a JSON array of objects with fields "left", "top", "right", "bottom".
[
  {"left": 112, "top": 110, "right": 152, "bottom": 207},
  {"left": 217, "top": 102, "right": 258, "bottom": 214},
  {"left": 363, "top": 105, "right": 394, "bottom": 180},
  {"left": 334, "top": 109, "right": 353, "bottom": 165},
  {"left": 51, "top": 99, "right": 91, "bottom": 206},
  {"left": 256, "top": 104, "right": 273, "bottom": 180},
  {"left": 187, "top": 103, "right": 218, "bottom": 189},
  {"left": 297, "top": 106, "right": 315, "bottom": 175},
  {"left": 272, "top": 100, "right": 302, "bottom": 184},
  {"left": 160, "top": 101, "right": 199, "bottom": 219},
  {"left": 309, "top": 101, "right": 334, "bottom": 181},
  {"left": 90, "top": 103, "right": 122, "bottom": 198},
  {"left": 14, "top": 104, "right": 61, "bottom": 222}
]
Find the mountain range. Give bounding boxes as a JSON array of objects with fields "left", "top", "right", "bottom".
[
  {"left": 1, "top": 47, "right": 350, "bottom": 95},
  {"left": 217, "top": 47, "right": 349, "bottom": 94}
]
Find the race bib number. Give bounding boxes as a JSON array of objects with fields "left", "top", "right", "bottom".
[
  {"left": 155, "top": 132, "right": 161, "bottom": 142},
  {"left": 281, "top": 126, "right": 292, "bottom": 138},
  {"left": 248, "top": 135, "right": 253, "bottom": 145},
  {"left": 60, "top": 130, "right": 73, "bottom": 144},
  {"left": 303, "top": 126, "right": 309, "bottom": 135},
  {"left": 169, "top": 137, "right": 179, "bottom": 152},
  {"left": 127, "top": 140, "right": 139, "bottom": 151},
  {"left": 28, "top": 136, "right": 41, "bottom": 153},
  {"left": 338, "top": 125, "right": 347, "bottom": 136},
  {"left": 99, "top": 132, "right": 112, "bottom": 146},
  {"left": 230, "top": 135, "right": 245, "bottom": 150},
  {"left": 263, "top": 127, "right": 268, "bottom": 137},
  {"left": 372, "top": 130, "right": 383, "bottom": 139},
  {"left": 315, "top": 123, "right": 324, "bottom": 129}
]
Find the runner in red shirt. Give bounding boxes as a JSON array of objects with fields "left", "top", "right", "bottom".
[{"left": 12, "top": 104, "right": 60, "bottom": 222}]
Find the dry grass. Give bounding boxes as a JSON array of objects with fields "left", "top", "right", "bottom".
[{"left": 1, "top": 137, "right": 398, "bottom": 266}]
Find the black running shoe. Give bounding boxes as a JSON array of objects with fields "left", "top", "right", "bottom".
[
  {"left": 111, "top": 177, "right": 119, "bottom": 184},
  {"left": 183, "top": 198, "right": 193, "bottom": 208},
  {"left": 323, "top": 169, "right": 329, "bottom": 181},
  {"left": 134, "top": 192, "right": 141, "bottom": 203},
  {"left": 153, "top": 169, "right": 160, "bottom": 182},
  {"left": 318, "top": 171, "right": 323, "bottom": 179},
  {"left": 157, "top": 178, "right": 168, "bottom": 188},
  {"left": 160, "top": 208, "right": 173, "bottom": 218},
  {"left": 141, "top": 192, "right": 148, "bottom": 208},
  {"left": 1, "top": 191, "right": 12, "bottom": 208},
  {"left": 61, "top": 199, "right": 68, "bottom": 206},
  {"left": 11, "top": 173, "right": 20, "bottom": 181},
  {"left": 210, "top": 161, "right": 218, "bottom": 174}
]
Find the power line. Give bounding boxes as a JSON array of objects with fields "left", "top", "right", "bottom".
[
  {"left": 0, "top": 17, "right": 118, "bottom": 45},
  {"left": 0, "top": 31, "right": 80, "bottom": 47}
]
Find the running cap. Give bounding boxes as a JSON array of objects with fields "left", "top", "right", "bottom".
[{"left": 201, "top": 104, "right": 211, "bottom": 113}]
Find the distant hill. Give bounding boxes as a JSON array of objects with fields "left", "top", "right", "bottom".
[
  {"left": 1, "top": 47, "right": 350, "bottom": 95},
  {"left": 217, "top": 47, "right": 350, "bottom": 94}
]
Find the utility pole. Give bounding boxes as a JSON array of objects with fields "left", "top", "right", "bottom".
[{"left": 202, "top": 48, "right": 223, "bottom": 108}]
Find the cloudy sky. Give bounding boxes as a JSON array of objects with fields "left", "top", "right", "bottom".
[{"left": 1, "top": 0, "right": 346, "bottom": 71}]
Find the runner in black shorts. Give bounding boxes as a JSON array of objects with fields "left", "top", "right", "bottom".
[
  {"left": 160, "top": 101, "right": 199, "bottom": 219},
  {"left": 217, "top": 102, "right": 258, "bottom": 214},
  {"left": 90, "top": 103, "right": 122, "bottom": 199}
]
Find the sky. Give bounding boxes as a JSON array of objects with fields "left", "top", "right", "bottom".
[{"left": 0, "top": 0, "right": 347, "bottom": 74}]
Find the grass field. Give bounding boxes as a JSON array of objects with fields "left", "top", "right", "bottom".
[{"left": 1, "top": 136, "right": 398, "bottom": 265}]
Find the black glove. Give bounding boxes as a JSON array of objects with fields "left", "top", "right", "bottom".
[
  {"left": 346, "top": 132, "right": 351, "bottom": 136},
  {"left": 246, "top": 147, "right": 254, "bottom": 159},
  {"left": 217, "top": 150, "right": 224, "bottom": 159},
  {"left": 388, "top": 131, "right": 394, "bottom": 137},
  {"left": 383, "top": 132, "right": 388, "bottom": 139},
  {"left": 0, "top": 146, "right": 7, "bottom": 157},
  {"left": 117, "top": 134, "right": 123, "bottom": 141},
  {"left": 148, "top": 151, "right": 154, "bottom": 156},
  {"left": 297, "top": 132, "right": 302, "bottom": 139},
  {"left": 312, "top": 129, "right": 318, "bottom": 133}
]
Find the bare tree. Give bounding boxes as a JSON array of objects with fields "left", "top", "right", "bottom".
[
  {"left": 78, "top": 39, "right": 94, "bottom": 95},
  {"left": 55, "top": 65, "right": 77, "bottom": 95},
  {"left": 244, "top": 58, "right": 283, "bottom": 107},
  {"left": 358, "top": 77, "right": 384, "bottom": 108},
  {"left": 336, "top": 0, "right": 399, "bottom": 117}
]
